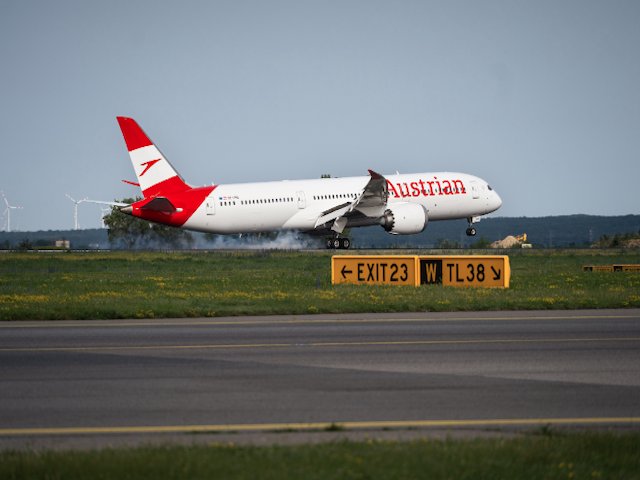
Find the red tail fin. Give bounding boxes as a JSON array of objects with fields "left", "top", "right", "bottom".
[{"left": 117, "top": 117, "right": 191, "bottom": 198}]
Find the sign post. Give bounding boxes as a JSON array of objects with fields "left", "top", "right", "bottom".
[
  {"left": 331, "top": 255, "right": 419, "bottom": 286},
  {"left": 418, "top": 255, "right": 510, "bottom": 288},
  {"left": 331, "top": 255, "right": 510, "bottom": 288}
]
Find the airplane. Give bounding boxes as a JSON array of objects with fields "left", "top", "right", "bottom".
[{"left": 93, "top": 117, "right": 502, "bottom": 249}]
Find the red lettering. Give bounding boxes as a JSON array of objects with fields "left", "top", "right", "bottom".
[
  {"left": 418, "top": 179, "right": 427, "bottom": 196},
  {"left": 435, "top": 177, "right": 443, "bottom": 196},
  {"left": 402, "top": 183, "right": 411, "bottom": 197},
  {"left": 443, "top": 180, "right": 453, "bottom": 195},
  {"left": 410, "top": 182, "right": 420, "bottom": 197},
  {"left": 426, "top": 181, "right": 435, "bottom": 195},
  {"left": 387, "top": 180, "right": 400, "bottom": 198},
  {"left": 453, "top": 179, "right": 465, "bottom": 194}
]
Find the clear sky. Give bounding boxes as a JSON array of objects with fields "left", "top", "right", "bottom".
[{"left": 1, "top": 0, "right": 638, "bottom": 231}]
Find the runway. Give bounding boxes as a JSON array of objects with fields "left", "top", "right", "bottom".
[{"left": 0, "top": 309, "right": 639, "bottom": 448}]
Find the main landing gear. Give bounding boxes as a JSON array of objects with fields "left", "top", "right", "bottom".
[
  {"left": 466, "top": 217, "right": 477, "bottom": 237},
  {"left": 325, "top": 237, "right": 351, "bottom": 249}
]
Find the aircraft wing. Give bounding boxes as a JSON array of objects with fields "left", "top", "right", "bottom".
[
  {"left": 313, "top": 170, "right": 388, "bottom": 230},
  {"left": 357, "top": 169, "right": 388, "bottom": 208},
  {"left": 314, "top": 201, "right": 354, "bottom": 229}
]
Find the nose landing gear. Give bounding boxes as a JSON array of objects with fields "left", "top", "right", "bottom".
[
  {"left": 466, "top": 217, "right": 477, "bottom": 237},
  {"left": 325, "top": 237, "right": 351, "bottom": 249}
]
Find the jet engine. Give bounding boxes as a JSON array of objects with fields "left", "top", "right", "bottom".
[{"left": 380, "top": 203, "right": 428, "bottom": 235}]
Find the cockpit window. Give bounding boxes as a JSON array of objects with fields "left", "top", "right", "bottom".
[{"left": 487, "top": 185, "right": 493, "bottom": 191}]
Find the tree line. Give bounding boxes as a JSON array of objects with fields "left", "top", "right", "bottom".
[{"left": 103, "top": 198, "right": 195, "bottom": 249}]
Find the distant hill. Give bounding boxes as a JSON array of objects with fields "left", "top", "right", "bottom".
[
  {"left": 0, "top": 229, "right": 109, "bottom": 249},
  {"left": 1, "top": 214, "right": 639, "bottom": 249},
  {"left": 348, "top": 214, "right": 640, "bottom": 248},
  {"left": 590, "top": 231, "right": 640, "bottom": 249}
]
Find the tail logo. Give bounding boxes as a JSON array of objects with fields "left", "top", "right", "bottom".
[{"left": 140, "top": 159, "right": 161, "bottom": 177}]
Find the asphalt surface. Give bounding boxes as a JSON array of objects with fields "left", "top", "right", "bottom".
[{"left": 1, "top": 309, "right": 639, "bottom": 448}]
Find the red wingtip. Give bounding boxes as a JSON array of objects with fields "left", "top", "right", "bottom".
[
  {"left": 368, "top": 169, "right": 383, "bottom": 180},
  {"left": 117, "top": 117, "right": 153, "bottom": 152}
]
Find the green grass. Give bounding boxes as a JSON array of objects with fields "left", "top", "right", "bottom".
[
  {"left": 0, "top": 249, "right": 639, "bottom": 320},
  {"left": 1, "top": 432, "right": 639, "bottom": 479}
]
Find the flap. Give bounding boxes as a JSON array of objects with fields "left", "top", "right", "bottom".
[{"left": 314, "top": 202, "right": 353, "bottom": 228}]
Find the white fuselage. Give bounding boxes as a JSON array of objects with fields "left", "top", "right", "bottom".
[{"left": 182, "top": 172, "right": 502, "bottom": 234}]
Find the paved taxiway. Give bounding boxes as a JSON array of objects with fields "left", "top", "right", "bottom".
[{"left": 0, "top": 309, "right": 639, "bottom": 447}]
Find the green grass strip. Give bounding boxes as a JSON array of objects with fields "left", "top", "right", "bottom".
[
  {"left": 1, "top": 432, "right": 639, "bottom": 479},
  {"left": 1, "top": 250, "right": 639, "bottom": 321}
]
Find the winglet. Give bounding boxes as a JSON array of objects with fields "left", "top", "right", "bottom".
[{"left": 368, "top": 169, "right": 384, "bottom": 180}]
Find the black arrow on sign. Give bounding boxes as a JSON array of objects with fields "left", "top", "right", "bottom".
[
  {"left": 491, "top": 266, "right": 501, "bottom": 280},
  {"left": 341, "top": 265, "right": 353, "bottom": 279}
]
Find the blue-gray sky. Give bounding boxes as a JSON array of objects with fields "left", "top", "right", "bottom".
[{"left": 1, "top": 0, "right": 638, "bottom": 231}]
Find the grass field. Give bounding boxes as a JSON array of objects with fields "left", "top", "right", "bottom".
[
  {"left": 1, "top": 432, "right": 639, "bottom": 479},
  {"left": 0, "top": 249, "right": 639, "bottom": 321}
]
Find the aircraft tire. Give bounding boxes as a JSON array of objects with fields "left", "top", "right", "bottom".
[
  {"left": 341, "top": 238, "right": 350, "bottom": 249},
  {"left": 470, "top": 228, "right": 476, "bottom": 236},
  {"left": 325, "top": 238, "right": 334, "bottom": 249},
  {"left": 332, "top": 238, "right": 341, "bottom": 249}
]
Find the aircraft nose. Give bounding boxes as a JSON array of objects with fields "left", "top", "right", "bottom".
[{"left": 492, "top": 191, "right": 503, "bottom": 210}]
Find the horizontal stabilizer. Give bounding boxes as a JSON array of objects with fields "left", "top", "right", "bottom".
[
  {"left": 139, "top": 197, "right": 177, "bottom": 213},
  {"left": 84, "top": 200, "right": 130, "bottom": 207}
]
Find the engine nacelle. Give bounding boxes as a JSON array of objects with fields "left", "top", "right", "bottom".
[{"left": 380, "top": 203, "right": 428, "bottom": 235}]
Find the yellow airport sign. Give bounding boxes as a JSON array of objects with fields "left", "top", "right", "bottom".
[
  {"left": 583, "top": 266, "right": 614, "bottom": 272},
  {"left": 419, "top": 255, "right": 510, "bottom": 288},
  {"left": 614, "top": 265, "right": 640, "bottom": 272},
  {"left": 331, "top": 255, "right": 510, "bottom": 288},
  {"left": 331, "top": 255, "right": 419, "bottom": 286},
  {"left": 583, "top": 265, "right": 640, "bottom": 272}
]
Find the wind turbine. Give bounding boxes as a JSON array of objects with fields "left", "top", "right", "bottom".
[
  {"left": 1, "top": 190, "right": 23, "bottom": 233},
  {"left": 99, "top": 205, "right": 111, "bottom": 229},
  {"left": 66, "top": 194, "right": 89, "bottom": 230}
]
